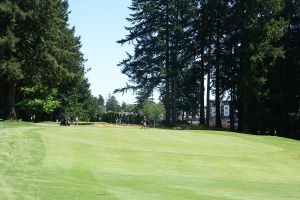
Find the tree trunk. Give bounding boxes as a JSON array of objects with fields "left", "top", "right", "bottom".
[
  {"left": 237, "top": 58, "right": 250, "bottom": 133},
  {"left": 206, "top": 67, "right": 211, "bottom": 127},
  {"left": 215, "top": 65, "right": 222, "bottom": 128},
  {"left": 171, "top": 0, "right": 180, "bottom": 127},
  {"left": 199, "top": 1, "right": 206, "bottom": 126},
  {"left": 7, "top": 81, "right": 17, "bottom": 120},
  {"left": 215, "top": 32, "right": 222, "bottom": 128},
  {"left": 230, "top": 86, "right": 235, "bottom": 131},
  {"left": 238, "top": 99, "right": 243, "bottom": 132},
  {"left": 171, "top": 80, "right": 177, "bottom": 126},
  {"left": 164, "top": 3, "right": 171, "bottom": 126},
  {"left": 171, "top": 63, "right": 177, "bottom": 126},
  {"left": 238, "top": 94, "right": 249, "bottom": 133},
  {"left": 199, "top": 54, "right": 205, "bottom": 126},
  {"left": 165, "top": 75, "right": 171, "bottom": 126},
  {"left": 242, "top": 96, "right": 249, "bottom": 133}
]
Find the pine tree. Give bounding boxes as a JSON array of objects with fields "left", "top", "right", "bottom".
[
  {"left": 118, "top": 0, "right": 192, "bottom": 126},
  {"left": 0, "top": 1, "right": 25, "bottom": 119},
  {"left": 0, "top": 0, "right": 93, "bottom": 121},
  {"left": 267, "top": 0, "right": 300, "bottom": 137},
  {"left": 233, "top": 0, "right": 287, "bottom": 132}
]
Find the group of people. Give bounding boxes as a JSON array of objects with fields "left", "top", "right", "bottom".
[
  {"left": 59, "top": 116, "right": 78, "bottom": 126},
  {"left": 58, "top": 115, "right": 146, "bottom": 128},
  {"left": 30, "top": 115, "right": 36, "bottom": 122},
  {"left": 114, "top": 116, "right": 147, "bottom": 129}
]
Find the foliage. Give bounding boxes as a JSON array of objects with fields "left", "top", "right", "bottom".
[
  {"left": 105, "top": 94, "right": 120, "bottom": 112},
  {"left": 0, "top": 0, "right": 94, "bottom": 121},
  {"left": 58, "top": 77, "right": 94, "bottom": 122},
  {"left": 140, "top": 100, "right": 165, "bottom": 125},
  {"left": 18, "top": 85, "right": 60, "bottom": 114},
  {"left": 92, "top": 94, "right": 106, "bottom": 119},
  {"left": 99, "top": 112, "right": 141, "bottom": 124},
  {"left": 118, "top": 0, "right": 299, "bottom": 138}
]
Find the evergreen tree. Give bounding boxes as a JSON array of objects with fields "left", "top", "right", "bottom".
[
  {"left": 0, "top": 0, "right": 94, "bottom": 121},
  {"left": 106, "top": 94, "right": 120, "bottom": 112},
  {"left": 267, "top": 0, "right": 300, "bottom": 137},
  {"left": 118, "top": 0, "right": 194, "bottom": 126},
  {"left": 0, "top": 0, "right": 26, "bottom": 119},
  {"left": 232, "top": 0, "right": 287, "bottom": 132}
]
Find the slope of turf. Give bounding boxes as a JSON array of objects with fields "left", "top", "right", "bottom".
[{"left": 0, "top": 123, "right": 300, "bottom": 199}]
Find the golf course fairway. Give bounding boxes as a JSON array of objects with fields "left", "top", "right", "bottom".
[{"left": 0, "top": 122, "right": 300, "bottom": 199}]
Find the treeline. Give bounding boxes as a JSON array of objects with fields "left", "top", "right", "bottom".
[
  {"left": 99, "top": 112, "right": 142, "bottom": 124},
  {"left": 94, "top": 94, "right": 164, "bottom": 126},
  {"left": 0, "top": 0, "right": 94, "bottom": 121},
  {"left": 118, "top": 0, "right": 299, "bottom": 138}
]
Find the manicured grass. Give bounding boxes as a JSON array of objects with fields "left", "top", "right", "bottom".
[
  {"left": 0, "top": 122, "right": 300, "bottom": 199},
  {"left": 0, "top": 120, "right": 34, "bottom": 128}
]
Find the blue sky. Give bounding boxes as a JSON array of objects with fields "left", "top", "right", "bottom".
[{"left": 68, "top": 0, "right": 136, "bottom": 103}]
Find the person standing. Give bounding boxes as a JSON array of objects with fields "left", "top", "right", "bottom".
[
  {"left": 141, "top": 116, "right": 147, "bottom": 129},
  {"left": 32, "top": 114, "right": 36, "bottom": 122},
  {"left": 74, "top": 116, "right": 79, "bottom": 126},
  {"left": 66, "top": 116, "right": 70, "bottom": 126}
]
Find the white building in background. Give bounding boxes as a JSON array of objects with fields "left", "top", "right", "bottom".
[
  {"left": 178, "top": 100, "right": 232, "bottom": 123},
  {"left": 224, "top": 104, "right": 230, "bottom": 117},
  {"left": 208, "top": 100, "right": 231, "bottom": 119}
]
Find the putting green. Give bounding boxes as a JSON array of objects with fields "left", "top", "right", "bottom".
[{"left": 0, "top": 122, "right": 300, "bottom": 199}]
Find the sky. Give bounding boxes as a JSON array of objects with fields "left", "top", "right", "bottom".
[{"left": 68, "top": 0, "right": 137, "bottom": 103}]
